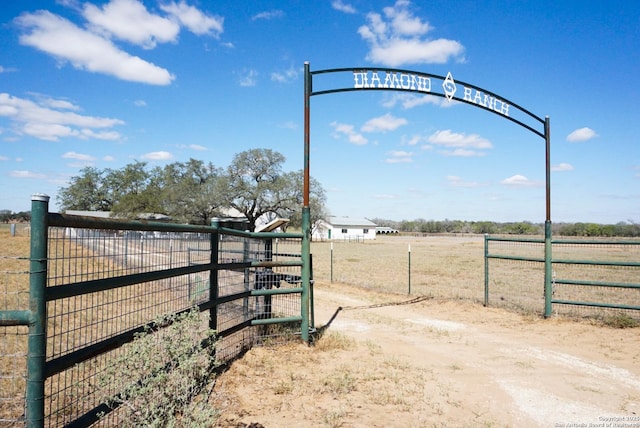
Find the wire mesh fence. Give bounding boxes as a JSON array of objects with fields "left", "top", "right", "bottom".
[
  {"left": 0, "top": 200, "right": 305, "bottom": 427},
  {"left": 0, "top": 241, "right": 30, "bottom": 425},
  {"left": 550, "top": 240, "right": 640, "bottom": 321},
  {"left": 310, "top": 235, "right": 485, "bottom": 301},
  {"left": 486, "top": 237, "right": 640, "bottom": 320},
  {"left": 42, "top": 225, "right": 303, "bottom": 427}
]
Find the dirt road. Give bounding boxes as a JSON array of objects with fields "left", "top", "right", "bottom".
[{"left": 213, "top": 282, "right": 640, "bottom": 427}]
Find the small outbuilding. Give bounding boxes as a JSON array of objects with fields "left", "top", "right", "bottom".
[
  {"left": 375, "top": 226, "right": 399, "bottom": 234},
  {"left": 312, "top": 216, "right": 377, "bottom": 241}
]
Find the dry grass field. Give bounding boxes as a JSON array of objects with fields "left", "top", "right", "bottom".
[
  {"left": 308, "top": 235, "right": 485, "bottom": 301},
  {"left": 2, "top": 230, "right": 639, "bottom": 427}
]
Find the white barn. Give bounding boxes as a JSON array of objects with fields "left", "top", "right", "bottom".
[{"left": 312, "top": 216, "right": 377, "bottom": 241}]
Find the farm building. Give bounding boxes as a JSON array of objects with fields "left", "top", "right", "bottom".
[
  {"left": 376, "top": 226, "right": 399, "bottom": 234},
  {"left": 312, "top": 216, "right": 377, "bottom": 241}
]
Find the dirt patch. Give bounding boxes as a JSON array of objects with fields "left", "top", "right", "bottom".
[{"left": 212, "top": 281, "right": 640, "bottom": 427}]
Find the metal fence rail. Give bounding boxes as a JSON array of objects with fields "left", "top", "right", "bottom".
[
  {"left": 0, "top": 195, "right": 307, "bottom": 427},
  {"left": 485, "top": 235, "right": 640, "bottom": 319}
]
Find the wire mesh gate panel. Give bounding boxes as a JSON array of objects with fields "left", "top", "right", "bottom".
[
  {"left": 485, "top": 236, "right": 640, "bottom": 319},
  {"left": 0, "top": 198, "right": 305, "bottom": 427},
  {"left": 0, "top": 252, "right": 30, "bottom": 425},
  {"left": 549, "top": 240, "right": 640, "bottom": 319}
]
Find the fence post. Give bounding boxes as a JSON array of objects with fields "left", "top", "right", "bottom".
[
  {"left": 26, "top": 194, "right": 49, "bottom": 428},
  {"left": 407, "top": 244, "right": 411, "bottom": 295},
  {"left": 209, "top": 221, "right": 219, "bottom": 333},
  {"left": 484, "top": 234, "right": 489, "bottom": 307},
  {"left": 300, "top": 207, "right": 311, "bottom": 343},
  {"left": 544, "top": 220, "right": 553, "bottom": 317}
]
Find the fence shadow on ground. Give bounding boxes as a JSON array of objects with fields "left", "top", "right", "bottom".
[{"left": 311, "top": 295, "right": 432, "bottom": 344}]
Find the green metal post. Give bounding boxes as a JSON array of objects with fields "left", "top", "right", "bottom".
[
  {"left": 300, "top": 61, "right": 312, "bottom": 343},
  {"left": 407, "top": 244, "right": 411, "bottom": 295},
  {"left": 484, "top": 234, "right": 489, "bottom": 306},
  {"left": 300, "top": 208, "right": 311, "bottom": 342},
  {"left": 209, "top": 219, "right": 219, "bottom": 333},
  {"left": 330, "top": 242, "right": 333, "bottom": 283},
  {"left": 27, "top": 194, "right": 49, "bottom": 428},
  {"left": 543, "top": 116, "right": 553, "bottom": 318}
]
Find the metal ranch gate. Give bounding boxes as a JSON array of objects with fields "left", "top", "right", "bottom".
[{"left": 0, "top": 194, "right": 310, "bottom": 427}]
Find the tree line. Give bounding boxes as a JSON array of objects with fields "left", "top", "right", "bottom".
[
  {"left": 371, "top": 218, "right": 640, "bottom": 237},
  {"left": 56, "top": 148, "right": 328, "bottom": 231}
]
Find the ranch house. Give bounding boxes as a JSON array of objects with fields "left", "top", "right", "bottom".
[{"left": 312, "top": 216, "right": 377, "bottom": 241}]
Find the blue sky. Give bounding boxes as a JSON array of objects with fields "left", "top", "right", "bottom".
[{"left": 1, "top": 0, "right": 638, "bottom": 224}]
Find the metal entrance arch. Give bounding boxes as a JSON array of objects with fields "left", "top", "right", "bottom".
[{"left": 299, "top": 62, "right": 554, "bottom": 324}]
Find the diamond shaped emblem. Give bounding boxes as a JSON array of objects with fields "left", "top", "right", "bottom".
[{"left": 442, "top": 72, "right": 456, "bottom": 102}]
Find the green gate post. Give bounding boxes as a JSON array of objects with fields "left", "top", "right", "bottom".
[
  {"left": 27, "top": 194, "right": 49, "bottom": 428},
  {"left": 407, "top": 244, "right": 411, "bottom": 295},
  {"left": 543, "top": 117, "right": 553, "bottom": 318},
  {"left": 300, "top": 61, "right": 312, "bottom": 343},
  {"left": 300, "top": 208, "right": 311, "bottom": 342},
  {"left": 484, "top": 234, "right": 489, "bottom": 307},
  {"left": 209, "top": 219, "right": 220, "bottom": 333}
]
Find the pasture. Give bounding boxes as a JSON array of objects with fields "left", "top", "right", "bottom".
[{"left": 2, "top": 230, "right": 639, "bottom": 426}]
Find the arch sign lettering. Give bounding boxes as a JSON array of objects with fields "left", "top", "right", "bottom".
[{"left": 297, "top": 63, "right": 553, "bottom": 339}]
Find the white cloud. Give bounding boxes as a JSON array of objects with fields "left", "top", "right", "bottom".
[
  {"left": 15, "top": 10, "right": 175, "bottom": 85},
  {"left": 251, "top": 10, "right": 284, "bottom": 21},
  {"left": 10, "top": 170, "right": 47, "bottom": 179},
  {"left": 330, "top": 121, "right": 368, "bottom": 145},
  {"left": 239, "top": 69, "right": 258, "bottom": 87},
  {"left": 0, "top": 65, "right": 16, "bottom": 73},
  {"left": 62, "top": 151, "right": 97, "bottom": 161},
  {"left": 566, "top": 127, "right": 598, "bottom": 142},
  {"left": 385, "top": 150, "right": 413, "bottom": 163},
  {"left": 425, "top": 129, "right": 492, "bottom": 157},
  {"left": 405, "top": 134, "right": 423, "bottom": 146},
  {"left": 446, "top": 175, "right": 486, "bottom": 188},
  {"left": 278, "top": 121, "right": 297, "bottom": 130},
  {"left": 134, "top": 100, "right": 147, "bottom": 107},
  {"left": 38, "top": 96, "right": 80, "bottom": 111},
  {"left": 0, "top": 92, "right": 124, "bottom": 142},
  {"left": 551, "top": 163, "right": 574, "bottom": 172},
  {"left": 271, "top": 66, "right": 299, "bottom": 83},
  {"left": 382, "top": 93, "right": 452, "bottom": 109},
  {"left": 160, "top": 1, "right": 224, "bottom": 36},
  {"left": 332, "top": 1, "right": 356, "bottom": 14},
  {"left": 141, "top": 151, "right": 173, "bottom": 161},
  {"left": 361, "top": 113, "right": 407, "bottom": 133},
  {"left": 358, "top": 1, "right": 465, "bottom": 66},
  {"left": 501, "top": 174, "right": 542, "bottom": 188},
  {"left": 83, "top": 0, "right": 180, "bottom": 48},
  {"left": 374, "top": 194, "right": 398, "bottom": 199},
  {"left": 0, "top": 156, "right": 9, "bottom": 161},
  {"left": 103, "top": 155, "right": 115, "bottom": 161}
]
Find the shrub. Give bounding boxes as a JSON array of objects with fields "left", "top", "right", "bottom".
[{"left": 97, "top": 307, "right": 219, "bottom": 427}]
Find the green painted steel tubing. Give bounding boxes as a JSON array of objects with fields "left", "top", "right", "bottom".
[
  {"left": 251, "top": 287, "right": 303, "bottom": 296},
  {"left": 251, "top": 315, "right": 303, "bottom": 326},
  {"left": 300, "top": 207, "right": 311, "bottom": 343},
  {"left": 209, "top": 224, "right": 219, "bottom": 334},
  {"left": 554, "top": 279, "right": 640, "bottom": 289},
  {"left": 484, "top": 234, "right": 489, "bottom": 306},
  {"left": 551, "top": 300, "right": 640, "bottom": 311},
  {"left": 551, "top": 259, "right": 640, "bottom": 267},
  {"left": 0, "top": 310, "right": 31, "bottom": 326},
  {"left": 544, "top": 220, "right": 553, "bottom": 318},
  {"left": 486, "top": 236, "right": 545, "bottom": 244},
  {"left": 47, "top": 212, "right": 303, "bottom": 240},
  {"left": 27, "top": 194, "right": 49, "bottom": 428},
  {"left": 486, "top": 254, "right": 546, "bottom": 263}
]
